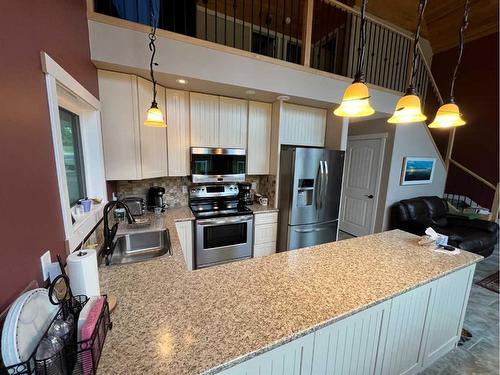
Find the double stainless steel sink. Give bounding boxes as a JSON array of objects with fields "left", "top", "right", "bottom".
[{"left": 108, "top": 229, "right": 172, "bottom": 265}]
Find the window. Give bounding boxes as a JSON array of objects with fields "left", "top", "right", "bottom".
[{"left": 58, "top": 107, "right": 86, "bottom": 206}]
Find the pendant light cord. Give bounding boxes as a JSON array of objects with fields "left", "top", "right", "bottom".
[
  {"left": 449, "top": 0, "right": 470, "bottom": 102},
  {"left": 148, "top": 0, "right": 158, "bottom": 107},
  {"left": 354, "top": 0, "right": 368, "bottom": 82},
  {"left": 409, "top": 0, "right": 427, "bottom": 93}
]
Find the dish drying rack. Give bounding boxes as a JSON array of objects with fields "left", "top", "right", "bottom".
[{"left": 1, "top": 295, "right": 112, "bottom": 375}]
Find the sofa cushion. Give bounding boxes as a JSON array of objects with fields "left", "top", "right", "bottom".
[
  {"left": 422, "top": 196, "right": 448, "bottom": 223},
  {"left": 400, "top": 199, "right": 432, "bottom": 226},
  {"left": 437, "top": 225, "right": 498, "bottom": 250}
]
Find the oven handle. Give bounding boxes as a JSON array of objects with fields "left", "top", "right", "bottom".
[{"left": 196, "top": 215, "right": 254, "bottom": 226}]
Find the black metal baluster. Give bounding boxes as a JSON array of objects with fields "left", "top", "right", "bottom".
[
  {"left": 382, "top": 28, "right": 391, "bottom": 87},
  {"left": 387, "top": 31, "right": 396, "bottom": 89},
  {"left": 259, "top": 0, "right": 263, "bottom": 54},
  {"left": 251, "top": 0, "right": 254, "bottom": 50},
  {"left": 267, "top": 0, "right": 271, "bottom": 56},
  {"left": 295, "top": 0, "right": 299, "bottom": 63},
  {"left": 369, "top": 23, "right": 377, "bottom": 83},
  {"left": 281, "top": 0, "right": 286, "bottom": 60},
  {"left": 374, "top": 25, "right": 382, "bottom": 86},
  {"left": 204, "top": 0, "right": 208, "bottom": 40},
  {"left": 233, "top": 0, "right": 237, "bottom": 48},
  {"left": 350, "top": 14, "right": 359, "bottom": 78},
  {"left": 365, "top": 20, "right": 372, "bottom": 82},
  {"left": 395, "top": 35, "right": 404, "bottom": 91},
  {"left": 329, "top": 4, "right": 336, "bottom": 72},
  {"left": 273, "top": 0, "right": 278, "bottom": 57},
  {"left": 343, "top": 12, "right": 352, "bottom": 76},
  {"left": 215, "top": 0, "right": 218, "bottom": 43},
  {"left": 243, "top": 0, "right": 246, "bottom": 50},
  {"left": 317, "top": 0, "right": 323, "bottom": 70},
  {"left": 289, "top": 0, "right": 294, "bottom": 62},
  {"left": 225, "top": 0, "right": 228, "bottom": 45}
]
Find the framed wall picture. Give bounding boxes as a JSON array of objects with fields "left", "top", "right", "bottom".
[{"left": 401, "top": 157, "right": 436, "bottom": 185}]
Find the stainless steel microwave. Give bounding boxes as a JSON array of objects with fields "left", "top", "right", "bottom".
[{"left": 191, "top": 147, "right": 246, "bottom": 183}]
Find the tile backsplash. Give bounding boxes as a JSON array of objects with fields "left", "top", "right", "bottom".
[
  {"left": 115, "top": 177, "right": 190, "bottom": 208},
  {"left": 113, "top": 175, "right": 276, "bottom": 208}
]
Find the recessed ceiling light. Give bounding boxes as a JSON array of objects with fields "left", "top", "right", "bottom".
[
  {"left": 245, "top": 89, "right": 256, "bottom": 95},
  {"left": 276, "top": 95, "right": 290, "bottom": 101},
  {"left": 176, "top": 79, "right": 188, "bottom": 85}
]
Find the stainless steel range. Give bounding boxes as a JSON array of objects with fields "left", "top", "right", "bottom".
[{"left": 190, "top": 184, "right": 253, "bottom": 269}]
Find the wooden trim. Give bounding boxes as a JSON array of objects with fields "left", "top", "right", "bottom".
[
  {"left": 449, "top": 158, "right": 497, "bottom": 190},
  {"left": 445, "top": 128, "right": 455, "bottom": 168},
  {"left": 324, "top": 0, "right": 414, "bottom": 40},
  {"left": 301, "top": 0, "right": 314, "bottom": 67},
  {"left": 489, "top": 183, "right": 500, "bottom": 221}
]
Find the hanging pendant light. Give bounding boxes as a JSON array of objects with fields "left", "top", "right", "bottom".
[
  {"left": 429, "top": 0, "right": 470, "bottom": 129},
  {"left": 388, "top": 0, "right": 427, "bottom": 124},
  {"left": 144, "top": 0, "right": 166, "bottom": 128},
  {"left": 334, "top": 0, "right": 375, "bottom": 118}
]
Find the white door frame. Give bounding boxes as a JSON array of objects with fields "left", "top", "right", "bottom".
[{"left": 341, "top": 133, "right": 387, "bottom": 235}]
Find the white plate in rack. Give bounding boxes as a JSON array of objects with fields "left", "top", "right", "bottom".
[{"left": 1, "top": 288, "right": 58, "bottom": 367}]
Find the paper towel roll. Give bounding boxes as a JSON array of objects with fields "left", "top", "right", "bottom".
[{"left": 67, "top": 249, "right": 101, "bottom": 297}]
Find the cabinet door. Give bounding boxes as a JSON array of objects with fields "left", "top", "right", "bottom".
[
  {"left": 98, "top": 70, "right": 141, "bottom": 180},
  {"left": 166, "top": 89, "right": 190, "bottom": 176},
  {"left": 311, "top": 300, "right": 390, "bottom": 375},
  {"left": 254, "top": 223, "right": 277, "bottom": 245},
  {"left": 190, "top": 92, "right": 219, "bottom": 147},
  {"left": 254, "top": 242, "right": 276, "bottom": 257},
  {"left": 422, "top": 265, "right": 475, "bottom": 367},
  {"left": 247, "top": 101, "right": 272, "bottom": 174},
  {"left": 137, "top": 77, "right": 168, "bottom": 178},
  {"left": 280, "top": 103, "right": 326, "bottom": 147},
  {"left": 219, "top": 332, "right": 314, "bottom": 375},
  {"left": 219, "top": 96, "right": 248, "bottom": 148},
  {"left": 379, "top": 284, "right": 432, "bottom": 375},
  {"left": 175, "top": 221, "right": 193, "bottom": 270}
]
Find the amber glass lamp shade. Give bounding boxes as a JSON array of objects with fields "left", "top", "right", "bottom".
[
  {"left": 387, "top": 94, "right": 427, "bottom": 124},
  {"left": 144, "top": 103, "right": 166, "bottom": 128},
  {"left": 334, "top": 82, "right": 375, "bottom": 118},
  {"left": 428, "top": 103, "right": 466, "bottom": 128}
]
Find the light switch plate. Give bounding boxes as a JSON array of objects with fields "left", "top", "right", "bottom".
[
  {"left": 40, "top": 250, "right": 51, "bottom": 281},
  {"left": 182, "top": 185, "right": 188, "bottom": 194},
  {"left": 251, "top": 182, "right": 257, "bottom": 190}
]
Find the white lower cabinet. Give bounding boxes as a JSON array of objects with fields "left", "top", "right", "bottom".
[
  {"left": 312, "top": 300, "right": 390, "bottom": 375},
  {"left": 380, "top": 283, "right": 433, "bottom": 375},
  {"left": 217, "top": 265, "right": 475, "bottom": 375},
  {"left": 421, "top": 266, "right": 474, "bottom": 367},
  {"left": 175, "top": 221, "right": 193, "bottom": 271},
  {"left": 221, "top": 332, "right": 315, "bottom": 375},
  {"left": 253, "top": 212, "right": 278, "bottom": 258}
]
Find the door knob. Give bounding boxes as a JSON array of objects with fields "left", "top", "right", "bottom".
[{"left": 365, "top": 194, "right": 374, "bottom": 199}]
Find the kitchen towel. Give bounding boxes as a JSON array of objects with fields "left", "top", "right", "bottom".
[{"left": 66, "top": 249, "right": 100, "bottom": 297}]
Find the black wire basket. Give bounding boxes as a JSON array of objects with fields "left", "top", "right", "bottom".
[{"left": 1, "top": 295, "right": 112, "bottom": 375}]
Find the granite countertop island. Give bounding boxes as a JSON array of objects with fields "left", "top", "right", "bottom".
[{"left": 98, "top": 208, "right": 482, "bottom": 375}]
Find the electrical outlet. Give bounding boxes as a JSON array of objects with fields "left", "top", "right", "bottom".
[
  {"left": 182, "top": 185, "right": 188, "bottom": 194},
  {"left": 251, "top": 182, "right": 257, "bottom": 190},
  {"left": 40, "top": 250, "right": 51, "bottom": 281}
]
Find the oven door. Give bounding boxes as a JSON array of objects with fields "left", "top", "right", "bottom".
[
  {"left": 195, "top": 215, "right": 253, "bottom": 268},
  {"left": 191, "top": 147, "right": 246, "bottom": 183}
]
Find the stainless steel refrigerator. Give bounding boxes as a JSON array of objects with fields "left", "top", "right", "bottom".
[{"left": 277, "top": 146, "right": 345, "bottom": 251}]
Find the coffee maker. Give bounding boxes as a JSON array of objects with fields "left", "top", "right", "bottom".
[
  {"left": 147, "top": 186, "right": 166, "bottom": 211},
  {"left": 237, "top": 182, "right": 252, "bottom": 205}
]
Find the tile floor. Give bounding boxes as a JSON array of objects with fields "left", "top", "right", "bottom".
[{"left": 338, "top": 230, "right": 499, "bottom": 374}]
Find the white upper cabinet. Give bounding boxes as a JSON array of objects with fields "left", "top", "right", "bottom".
[
  {"left": 137, "top": 77, "right": 168, "bottom": 178},
  {"left": 247, "top": 101, "right": 272, "bottom": 175},
  {"left": 98, "top": 70, "right": 142, "bottom": 180},
  {"left": 190, "top": 92, "right": 219, "bottom": 147},
  {"left": 166, "top": 89, "right": 190, "bottom": 176},
  {"left": 219, "top": 97, "right": 248, "bottom": 148},
  {"left": 280, "top": 103, "right": 327, "bottom": 147}
]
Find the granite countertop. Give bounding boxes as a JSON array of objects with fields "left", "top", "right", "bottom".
[
  {"left": 98, "top": 215, "right": 482, "bottom": 374},
  {"left": 247, "top": 203, "right": 279, "bottom": 214}
]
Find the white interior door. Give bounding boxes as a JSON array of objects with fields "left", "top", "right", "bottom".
[{"left": 340, "top": 135, "right": 385, "bottom": 236}]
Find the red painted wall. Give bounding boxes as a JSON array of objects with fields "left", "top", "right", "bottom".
[
  {"left": 0, "top": 1, "right": 98, "bottom": 311},
  {"left": 430, "top": 33, "right": 499, "bottom": 208}
]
